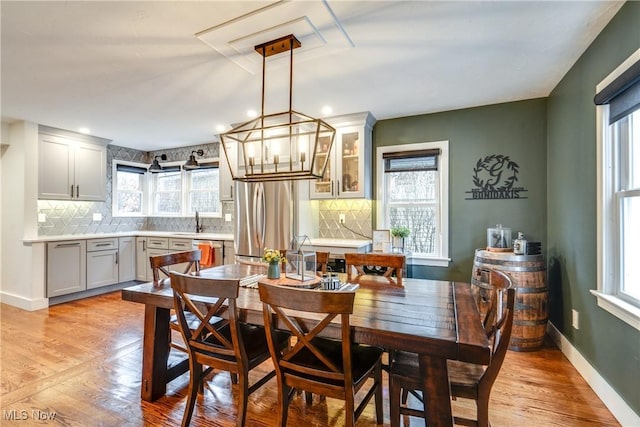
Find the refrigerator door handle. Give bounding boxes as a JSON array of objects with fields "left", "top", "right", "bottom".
[{"left": 254, "top": 183, "right": 266, "bottom": 250}]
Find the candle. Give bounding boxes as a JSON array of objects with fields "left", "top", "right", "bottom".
[{"left": 300, "top": 151, "right": 306, "bottom": 163}]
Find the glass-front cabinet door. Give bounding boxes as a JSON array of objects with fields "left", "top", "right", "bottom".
[
  {"left": 310, "top": 112, "right": 375, "bottom": 199},
  {"left": 312, "top": 134, "right": 334, "bottom": 197}
]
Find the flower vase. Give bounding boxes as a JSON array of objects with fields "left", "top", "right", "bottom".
[
  {"left": 267, "top": 262, "right": 281, "bottom": 279},
  {"left": 392, "top": 236, "right": 405, "bottom": 253}
]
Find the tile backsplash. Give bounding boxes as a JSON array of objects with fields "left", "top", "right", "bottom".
[
  {"left": 38, "top": 143, "right": 233, "bottom": 236},
  {"left": 318, "top": 199, "right": 372, "bottom": 240},
  {"left": 37, "top": 141, "right": 370, "bottom": 239}
]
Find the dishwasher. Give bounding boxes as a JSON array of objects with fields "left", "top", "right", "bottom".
[{"left": 192, "top": 240, "right": 224, "bottom": 268}]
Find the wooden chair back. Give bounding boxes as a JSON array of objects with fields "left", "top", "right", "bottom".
[
  {"left": 149, "top": 250, "right": 201, "bottom": 286},
  {"left": 171, "top": 271, "right": 287, "bottom": 427},
  {"left": 258, "top": 282, "right": 383, "bottom": 426},
  {"left": 389, "top": 272, "right": 515, "bottom": 427},
  {"left": 316, "top": 251, "right": 329, "bottom": 274},
  {"left": 345, "top": 252, "right": 405, "bottom": 286}
]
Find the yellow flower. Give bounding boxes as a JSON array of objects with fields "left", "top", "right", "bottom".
[{"left": 262, "top": 248, "right": 285, "bottom": 264}]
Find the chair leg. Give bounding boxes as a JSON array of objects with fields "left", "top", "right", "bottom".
[
  {"left": 278, "top": 382, "right": 291, "bottom": 427},
  {"left": 344, "top": 391, "right": 355, "bottom": 427},
  {"left": 305, "top": 391, "right": 313, "bottom": 405},
  {"left": 389, "top": 374, "right": 401, "bottom": 427},
  {"left": 374, "top": 363, "right": 383, "bottom": 424},
  {"left": 476, "top": 390, "right": 491, "bottom": 427},
  {"left": 182, "top": 361, "right": 202, "bottom": 427},
  {"left": 236, "top": 370, "right": 249, "bottom": 427}
]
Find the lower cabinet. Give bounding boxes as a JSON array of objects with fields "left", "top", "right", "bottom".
[
  {"left": 87, "top": 238, "right": 119, "bottom": 289},
  {"left": 47, "top": 240, "right": 87, "bottom": 297},
  {"left": 118, "top": 236, "right": 136, "bottom": 282}
]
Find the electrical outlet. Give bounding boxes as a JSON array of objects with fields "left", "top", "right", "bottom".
[
  {"left": 225, "top": 213, "right": 232, "bottom": 222},
  {"left": 92, "top": 213, "right": 102, "bottom": 221},
  {"left": 38, "top": 213, "right": 46, "bottom": 223},
  {"left": 339, "top": 213, "right": 345, "bottom": 224},
  {"left": 572, "top": 309, "right": 580, "bottom": 330}
]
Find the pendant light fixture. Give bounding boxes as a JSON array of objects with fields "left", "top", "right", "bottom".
[
  {"left": 219, "top": 34, "right": 336, "bottom": 182},
  {"left": 183, "top": 149, "right": 205, "bottom": 170},
  {"left": 148, "top": 154, "right": 167, "bottom": 173}
]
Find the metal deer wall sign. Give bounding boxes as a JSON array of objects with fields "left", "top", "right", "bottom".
[{"left": 465, "top": 154, "right": 528, "bottom": 200}]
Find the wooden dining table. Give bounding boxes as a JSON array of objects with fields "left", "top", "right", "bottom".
[{"left": 121, "top": 263, "right": 490, "bottom": 426}]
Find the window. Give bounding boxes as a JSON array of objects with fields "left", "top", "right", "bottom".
[
  {"left": 112, "top": 162, "right": 147, "bottom": 216},
  {"left": 376, "top": 141, "right": 449, "bottom": 266},
  {"left": 151, "top": 166, "right": 182, "bottom": 215},
  {"left": 187, "top": 162, "right": 221, "bottom": 216},
  {"left": 593, "top": 49, "right": 640, "bottom": 330}
]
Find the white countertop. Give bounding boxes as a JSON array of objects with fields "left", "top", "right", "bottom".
[
  {"left": 23, "top": 233, "right": 370, "bottom": 248},
  {"left": 308, "top": 238, "right": 371, "bottom": 249},
  {"left": 23, "top": 231, "right": 235, "bottom": 243}
]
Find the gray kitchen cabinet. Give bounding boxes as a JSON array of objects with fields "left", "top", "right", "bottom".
[
  {"left": 47, "top": 240, "right": 87, "bottom": 297},
  {"left": 219, "top": 142, "right": 236, "bottom": 201},
  {"left": 38, "top": 126, "right": 109, "bottom": 201},
  {"left": 118, "top": 236, "right": 136, "bottom": 282},
  {"left": 86, "top": 238, "right": 119, "bottom": 289},
  {"left": 224, "top": 240, "right": 235, "bottom": 265},
  {"left": 135, "top": 237, "right": 149, "bottom": 281}
]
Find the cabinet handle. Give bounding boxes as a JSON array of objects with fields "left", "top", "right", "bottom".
[
  {"left": 116, "top": 252, "right": 119, "bottom": 264},
  {"left": 76, "top": 185, "right": 80, "bottom": 197},
  {"left": 230, "top": 185, "right": 233, "bottom": 199},
  {"left": 70, "top": 185, "right": 74, "bottom": 198},
  {"left": 331, "top": 180, "right": 334, "bottom": 196},
  {"left": 337, "top": 179, "right": 340, "bottom": 197},
  {"left": 56, "top": 242, "right": 80, "bottom": 248},
  {"left": 143, "top": 241, "right": 146, "bottom": 251},
  {"left": 174, "top": 243, "right": 186, "bottom": 247},
  {"left": 95, "top": 243, "right": 111, "bottom": 247}
]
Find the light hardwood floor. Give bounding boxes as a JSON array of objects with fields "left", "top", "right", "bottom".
[{"left": 0, "top": 291, "right": 619, "bottom": 426}]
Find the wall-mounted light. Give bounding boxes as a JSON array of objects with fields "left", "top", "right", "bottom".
[
  {"left": 183, "top": 149, "right": 205, "bottom": 170},
  {"left": 148, "top": 154, "right": 167, "bottom": 172}
]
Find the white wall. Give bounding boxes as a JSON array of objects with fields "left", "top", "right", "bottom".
[
  {"left": 0, "top": 120, "right": 48, "bottom": 310},
  {"left": 0, "top": 121, "right": 7, "bottom": 290}
]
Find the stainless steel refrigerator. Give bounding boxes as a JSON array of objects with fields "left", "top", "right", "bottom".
[{"left": 234, "top": 181, "right": 295, "bottom": 261}]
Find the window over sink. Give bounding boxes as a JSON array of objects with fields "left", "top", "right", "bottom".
[{"left": 112, "top": 159, "right": 222, "bottom": 218}]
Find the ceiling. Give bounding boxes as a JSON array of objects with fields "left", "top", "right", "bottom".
[{"left": 1, "top": 1, "right": 624, "bottom": 151}]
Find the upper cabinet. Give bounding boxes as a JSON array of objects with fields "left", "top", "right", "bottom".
[
  {"left": 219, "top": 141, "right": 236, "bottom": 201},
  {"left": 310, "top": 112, "right": 376, "bottom": 199},
  {"left": 38, "top": 126, "right": 109, "bottom": 201}
]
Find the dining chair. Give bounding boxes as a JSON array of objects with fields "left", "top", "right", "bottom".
[
  {"left": 315, "top": 251, "right": 329, "bottom": 274},
  {"left": 258, "top": 282, "right": 384, "bottom": 427},
  {"left": 389, "top": 270, "right": 516, "bottom": 427},
  {"left": 171, "top": 271, "right": 290, "bottom": 427},
  {"left": 345, "top": 252, "right": 405, "bottom": 286},
  {"left": 149, "top": 250, "right": 208, "bottom": 354}
]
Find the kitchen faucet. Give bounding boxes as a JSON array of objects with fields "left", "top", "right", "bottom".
[{"left": 195, "top": 211, "right": 204, "bottom": 233}]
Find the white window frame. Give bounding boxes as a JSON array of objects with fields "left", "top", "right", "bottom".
[
  {"left": 150, "top": 161, "right": 184, "bottom": 217},
  {"left": 591, "top": 48, "right": 640, "bottom": 331},
  {"left": 185, "top": 158, "right": 222, "bottom": 218},
  {"left": 376, "top": 140, "right": 450, "bottom": 267},
  {"left": 112, "top": 160, "right": 148, "bottom": 217}
]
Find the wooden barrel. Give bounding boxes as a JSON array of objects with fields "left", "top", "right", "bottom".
[{"left": 471, "top": 249, "right": 548, "bottom": 351}]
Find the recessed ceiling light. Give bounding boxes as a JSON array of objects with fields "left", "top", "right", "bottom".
[
  {"left": 215, "top": 124, "right": 227, "bottom": 133},
  {"left": 322, "top": 106, "right": 333, "bottom": 115},
  {"left": 78, "top": 127, "right": 91, "bottom": 134},
  {"left": 247, "top": 109, "right": 257, "bottom": 118}
]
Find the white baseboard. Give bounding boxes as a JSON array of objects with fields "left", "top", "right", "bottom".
[
  {"left": 0, "top": 291, "right": 49, "bottom": 311},
  {"left": 547, "top": 322, "right": 640, "bottom": 427}
]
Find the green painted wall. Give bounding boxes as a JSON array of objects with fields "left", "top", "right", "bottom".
[
  {"left": 546, "top": 1, "right": 640, "bottom": 414},
  {"left": 373, "top": 98, "right": 547, "bottom": 282}
]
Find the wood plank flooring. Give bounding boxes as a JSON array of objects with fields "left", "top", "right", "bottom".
[{"left": 0, "top": 291, "right": 619, "bottom": 426}]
